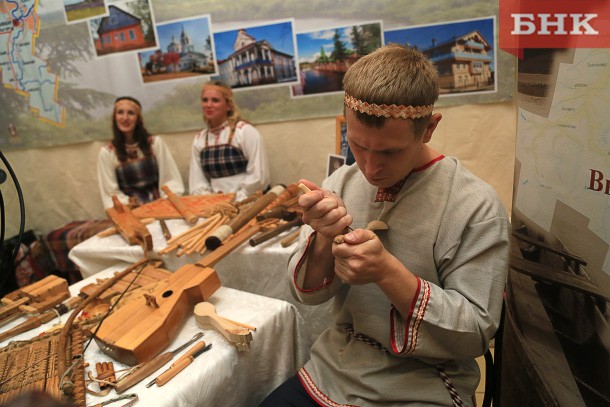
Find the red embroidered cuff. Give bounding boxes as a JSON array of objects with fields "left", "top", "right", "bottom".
[{"left": 390, "top": 277, "right": 430, "bottom": 354}]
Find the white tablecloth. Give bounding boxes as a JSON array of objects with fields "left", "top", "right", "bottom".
[
  {"left": 69, "top": 219, "right": 333, "bottom": 344},
  {"left": 0, "top": 264, "right": 311, "bottom": 407}
]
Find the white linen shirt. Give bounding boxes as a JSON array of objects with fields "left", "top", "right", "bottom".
[{"left": 97, "top": 136, "right": 184, "bottom": 209}]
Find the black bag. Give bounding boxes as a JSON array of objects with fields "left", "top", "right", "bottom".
[{"left": 0, "top": 230, "right": 56, "bottom": 297}]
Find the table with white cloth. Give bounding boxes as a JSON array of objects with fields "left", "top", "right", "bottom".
[
  {"left": 0, "top": 264, "right": 311, "bottom": 407},
  {"left": 69, "top": 219, "right": 333, "bottom": 344}
]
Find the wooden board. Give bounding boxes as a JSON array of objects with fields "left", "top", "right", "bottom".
[{"left": 132, "top": 193, "right": 235, "bottom": 219}]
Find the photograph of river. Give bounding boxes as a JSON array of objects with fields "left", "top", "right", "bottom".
[{"left": 292, "top": 21, "right": 382, "bottom": 97}]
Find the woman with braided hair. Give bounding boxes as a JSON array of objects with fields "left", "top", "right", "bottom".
[
  {"left": 188, "top": 80, "right": 270, "bottom": 201},
  {"left": 97, "top": 96, "right": 184, "bottom": 209}
]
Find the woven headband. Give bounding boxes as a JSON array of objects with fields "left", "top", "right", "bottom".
[
  {"left": 202, "top": 84, "right": 233, "bottom": 102},
  {"left": 344, "top": 93, "right": 433, "bottom": 119},
  {"left": 114, "top": 99, "right": 141, "bottom": 116}
]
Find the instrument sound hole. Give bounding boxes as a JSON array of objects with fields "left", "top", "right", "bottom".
[{"left": 162, "top": 290, "right": 173, "bottom": 298}]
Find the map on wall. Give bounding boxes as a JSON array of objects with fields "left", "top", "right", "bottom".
[
  {"left": 0, "top": 0, "right": 64, "bottom": 129},
  {"left": 513, "top": 48, "right": 610, "bottom": 282},
  {"left": 0, "top": 0, "right": 514, "bottom": 150}
]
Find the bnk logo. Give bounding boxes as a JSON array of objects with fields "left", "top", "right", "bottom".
[
  {"left": 499, "top": 0, "right": 610, "bottom": 58},
  {"left": 511, "top": 14, "right": 598, "bottom": 35}
]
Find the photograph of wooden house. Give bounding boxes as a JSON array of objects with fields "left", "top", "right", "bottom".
[
  {"left": 213, "top": 20, "right": 298, "bottom": 90},
  {"left": 89, "top": 0, "right": 157, "bottom": 57},
  {"left": 385, "top": 17, "right": 496, "bottom": 95}
]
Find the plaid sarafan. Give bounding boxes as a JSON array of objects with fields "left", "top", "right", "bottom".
[
  {"left": 200, "top": 144, "right": 248, "bottom": 179},
  {"left": 115, "top": 156, "right": 160, "bottom": 203}
]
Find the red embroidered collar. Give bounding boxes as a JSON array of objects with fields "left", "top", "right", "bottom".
[{"left": 375, "top": 155, "right": 444, "bottom": 202}]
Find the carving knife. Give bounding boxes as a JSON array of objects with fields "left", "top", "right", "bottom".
[
  {"left": 147, "top": 342, "right": 213, "bottom": 387},
  {"left": 114, "top": 332, "right": 204, "bottom": 393}
]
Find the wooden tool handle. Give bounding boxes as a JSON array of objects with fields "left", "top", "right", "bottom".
[
  {"left": 0, "top": 310, "right": 55, "bottom": 342},
  {"left": 280, "top": 227, "right": 302, "bottom": 247},
  {"left": 161, "top": 185, "right": 198, "bottom": 225},
  {"left": 159, "top": 219, "right": 172, "bottom": 240},
  {"left": 249, "top": 217, "right": 303, "bottom": 247},
  {"left": 115, "top": 351, "right": 173, "bottom": 393},
  {"left": 155, "top": 356, "right": 193, "bottom": 387},
  {"left": 171, "top": 341, "right": 206, "bottom": 366},
  {"left": 226, "top": 185, "right": 285, "bottom": 231}
]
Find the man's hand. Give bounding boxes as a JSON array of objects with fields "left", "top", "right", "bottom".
[
  {"left": 332, "top": 229, "right": 395, "bottom": 285},
  {"left": 298, "top": 179, "right": 352, "bottom": 240}
]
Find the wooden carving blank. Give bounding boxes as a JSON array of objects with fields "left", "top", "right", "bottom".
[
  {"left": 106, "top": 196, "right": 152, "bottom": 250},
  {"left": 194, "top": 302, "right": 254, "bottom": 351},
  {"left": 132, "top": 193, "right": 235, "bottom": 219}
]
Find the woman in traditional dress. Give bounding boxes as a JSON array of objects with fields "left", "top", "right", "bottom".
[
  {"left": 97, "top": 96, "right": 184, "bottom": 209},
  {"left": 188, "top": 81, "right": 270, "bottom": 201}
]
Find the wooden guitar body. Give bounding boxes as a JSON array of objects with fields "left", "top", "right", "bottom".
[{"left": 94, "top": 264, "right": 220, "bottom": 366}]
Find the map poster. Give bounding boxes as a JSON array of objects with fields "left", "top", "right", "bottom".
[
  {"left": 1, "top": 0, "right": 64, "bottom": 137},
  {"left": 513, "top": 48, "right": 610, "bottom": 283}
]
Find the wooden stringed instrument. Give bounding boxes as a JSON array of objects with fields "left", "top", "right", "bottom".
[{"left": 93, "top": 263, "right": 220, "bottom": 366}]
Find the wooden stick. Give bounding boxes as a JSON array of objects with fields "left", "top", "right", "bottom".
[
  {"left": 205, "top": 185, "right": 285, "bottom": 250},
  {"left": 282, "top": 196, "right": 299, "bottom": 209},
  {"left": 166, "top": 213, "right": 220, "bottom": 245},
  {"left": 179, "top": 215, "right": 226, "bottom": 256},
  {"left": 161, "top": 185, "right": 198, "bottom": 224},
  {"left": 250, "top": 217, "right": 302, "bottom": 247},
  {"left": 198, "top": 225, "right": 261, "bottom": 267},
  {"left": 192, "top": 217, "right": 227, "bottom": 254},
  {"left": 159, "top": 219, "right": 171, "bottom": 241},
  {"left": 158, "top": 215, "right": 220, "bottom": 255},
  {"left": 297, "top": 183, "right": 312, "bottom": 194},
  {"left": 281, "top": 227, "right": 302, "bottom": 247}
]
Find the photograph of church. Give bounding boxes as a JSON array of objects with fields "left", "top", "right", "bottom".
[{"left": 137, "top": 15, "right": 216, "bottom": 83}]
